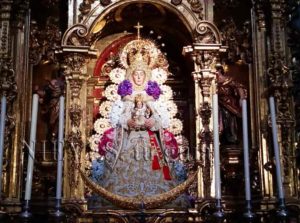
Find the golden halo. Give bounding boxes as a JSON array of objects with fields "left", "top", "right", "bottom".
[{"left": 119, "top": 39, "right": 160, "bottom": 69}]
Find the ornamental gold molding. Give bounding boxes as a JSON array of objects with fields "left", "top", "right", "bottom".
[
  {"left": 66, "top": 130, "right": 83, "bottom": 187},
  {"left": 0, "top": 58, "right": 17, "bottom": 198},
  {"left": 67, "top": 0, "right": 203, "bottom": 38},
  {"left": 62, "top": 53, "right": 88, "bottom": 191},
  {"left": 183, "top": 20, "right": 226, "bottom": 200},
  {"left": 251, "top": 0, "right": 296, "bottom": 197},
  {"left": 29, "top": 18, "right": 61, "bottom": 65},
  {"left": 187, "top": 0, "right": 204, "bottom": 19},
  {"left": 199, "top": 101, "right": 213, "bottom": 198},
  {"left": 79, "top": 168, "right": 198, "bottom": 209},
  {"left": 287, "top": 2, "right": 300, "bottom": 192},
  {"left": 268, "top": 0, "right": 295, "bottom": 196}
]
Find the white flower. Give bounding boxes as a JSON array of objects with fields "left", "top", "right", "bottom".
[
  {"left": 94, "top": 118, "right": 110, "bottom": 134},
  {"left": 169, "top": 118, "right": 183, "bottom": 135},
  {"left": 151, "top": 68, "right": 168, "bottom": 84},
  {"left": 88, "top": 133, "right": 102, "bottom": 152},
  {"left": 152, "top": 100, "right": 170, "bottom": 128},
  {"left": 160, "top": 85, "right": 173, "bottom": 101},
  {"left": 99, "top": 101, "right": 112, "bottom": 118},
  {"left": 166, "top": 101, "right": 178, "bottom": 118},
  {"left": 109, "top": 100, "right": 124, "bottom": 128},
  {"left": 104, "top": 84, "right": 120, "bottom": 101},
  {"left": 109, "top": 68, "right": 126, "bottom": 84}
]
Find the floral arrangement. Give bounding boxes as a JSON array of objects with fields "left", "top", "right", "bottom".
[
  {"left": 117, "top": 79, "right": 162, "bottom": 100},
  {"left": 169, "top": 118, "right": 183, "bottom": 135},
  {"left": 145, "top": 81, "right": 161, "bottom": 100},
  {"left": 104, "top": 84, "right": 120, "bottom": 101},
  {"left": 94, "top": 118, "right": 110, "bottom": 135},
  {"left": 117, "top": 80, "right": 133, "bottom": 97},
  {"left": 99, "top": 101, "right": 112, "bottom": 118},
  {"left": 160, "top": 85, "right": 172, "bottom": 101},
  {"left": 151, "top": 68, "right": 168, "bottom": 84},
  {"left": 98, "top": 128, "right": 114, "bottom": 156},
  {"left": 165, "top": 101, "right": 178, "bottom": 118},
  {"left": 109, "top": 68, "right": 126, "bottom": 84}
]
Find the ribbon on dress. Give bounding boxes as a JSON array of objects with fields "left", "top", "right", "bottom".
[{"left": 148, "top": 130, "right": 171, "bottom": 180}]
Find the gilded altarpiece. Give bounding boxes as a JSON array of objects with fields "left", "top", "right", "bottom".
[
  {"left": 55, "top": 1, "right": 300, "bottom": 219},
  {"left": 0, "top": 0, "right": 299, "bottom": 222}
]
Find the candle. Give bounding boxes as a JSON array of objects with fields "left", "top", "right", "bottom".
[
  {"left": 53, "top": 139, "right": 57, "bottom": 161},
  {"left": 24, "top": 94, "right": 39, "bottom": 201},
  {"left": 0, "top": 96, "right": 7, "bottom": 199},
  {"left": 42, "top": 140, "right": 46, "bottom": 161},
  {"left": 269, "top": 97, "right": 284, "bottom": 199},
  {"left": 213, "top": 93, "right": 221, "bottom": 199},
  {"left": 56, "top": 96, "right": 65, "bottom": 200},
  {"left": 242, "top": 99, "right": 251, "bottom": 201}
]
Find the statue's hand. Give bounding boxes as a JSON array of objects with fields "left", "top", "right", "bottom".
[
  {"left": 127, "top": 119, "right": 136, "bottom": 128},
  {"left": 145, "top": 118, "right": 155, "bottom": 129}
]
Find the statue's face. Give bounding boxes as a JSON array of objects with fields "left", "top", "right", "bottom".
[
  {"left": 132, "top": 69, "right": 146, "bottom": 86},
  {"left": 136, "top": 101, "right": 143, "bottom": 108}
]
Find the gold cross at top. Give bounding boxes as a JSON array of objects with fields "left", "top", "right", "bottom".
[{"left": 134, "top": 22, "right": 143, "bottom": 39}]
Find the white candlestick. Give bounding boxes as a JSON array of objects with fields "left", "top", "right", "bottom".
[
  {"left": 269, "top": 97, "right": 285, "bottom": 199},
  {"left": 242, "top": 99, "right": 251, "bottom": 201},
  {"left": 56, "top": 96, "right": 65, "bottom": 200},
  {"left": 24, "top": 94, "right": 39, "bottom": 201},
  {"left": 213, "top": 93, "right": 221, "bottom": 199},
  {"left": 0, "top": 96, "right": 7, "bottom": 199}
]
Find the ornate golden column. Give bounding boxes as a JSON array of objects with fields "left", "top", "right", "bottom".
[
  {"left": 63, "top": 53, "right": 88, "bottom": 205},
  {"left": 252, "top": 0, "right": 296, "bottom": 201},
  {"left": 60, "top": 50, "right": 96, "bottom": 209},
  {"left": 183, "top": 21, "right": 226, "bottom": 206},
  {"left": 267, "top": 0, "right": 296, "bottom": 198},
  {"left": 251, "top": 1, "right": 274, "bottom": 199},
  {"left": 0, "top": 0, "right": 30, "bottom": 212}
]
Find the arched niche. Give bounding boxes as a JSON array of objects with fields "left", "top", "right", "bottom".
[
  {"left": 59, "top": 0, "right": 201, "bottom": 207},
  {"left": 85, "top": 1, "right": 197, "bottom": 155}
]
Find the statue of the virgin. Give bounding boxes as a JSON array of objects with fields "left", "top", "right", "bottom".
[{"left": 89, "top": 37, "right": 192, "bottom": 209}]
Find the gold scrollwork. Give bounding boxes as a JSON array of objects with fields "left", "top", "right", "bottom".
[{"left": 79, "top": 168, "right": 197, "bottom": 209}]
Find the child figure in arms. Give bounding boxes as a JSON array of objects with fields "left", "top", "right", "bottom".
[{"left": 131, "top": 94, "right": 152, "bottom": 130}]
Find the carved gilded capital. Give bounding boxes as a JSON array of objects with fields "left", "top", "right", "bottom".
[
  {"left": 63, "top": 53, "right": 88, "bottom": 100},
  {"left": 63, "top": 53, "right": 86, "bottom": 76},
  {"left": 29, "top": 18, "right": 61, "bottom": 65},
  {"left": 183, "top": 21, "right": 226, "bottom": 73}
]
